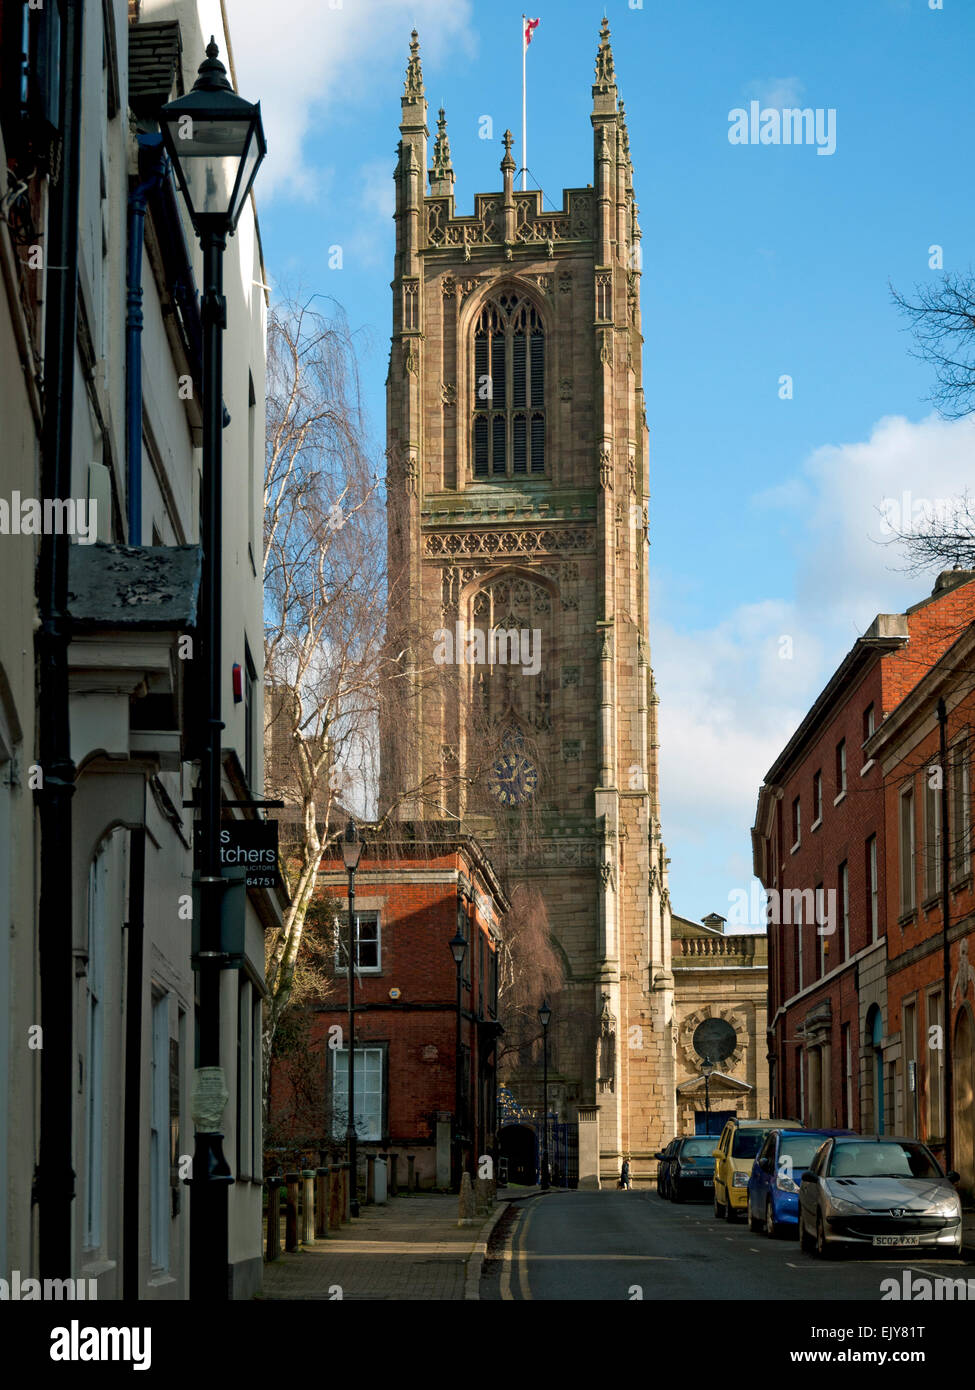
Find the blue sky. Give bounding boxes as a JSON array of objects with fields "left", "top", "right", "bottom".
[{"left": 231, "top": 0, "right": 975, "bottom": 926}]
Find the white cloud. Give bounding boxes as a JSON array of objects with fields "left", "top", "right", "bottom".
[
  {"left": 744, "top": 76, "right": 805, "bottom": 109},
  {"left": 657, "top": 411, "right": 975, "bottom": 919},
  {"left": 228, "top": 0, "right": 476, "bottom": 200}
]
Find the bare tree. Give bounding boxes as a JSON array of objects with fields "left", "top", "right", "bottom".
[
  {"left": 892, "top": 271, "right": 975, "bottom": 420},
  {"left": 494, "top": 883, "right": 564, "bottom": 1067},
  {"left": 262, "top": 294, "right": 388, "bottom": 1109}
]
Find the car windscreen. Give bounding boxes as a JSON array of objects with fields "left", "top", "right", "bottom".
[
  {"left": 779, "top": 1136, "right": 828, "bottom": 1169},
  {"left": 679, "top": 1139, "right": 717, "bottom": 1158},
  {"left": 731, "top": 1130, "right": 767, "bottom": 1158},
  {"left": 828, "top": 1141, "right": 942, "bottom": 1180}
]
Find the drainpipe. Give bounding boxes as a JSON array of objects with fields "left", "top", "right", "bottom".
[
  {"left": 126, "top": 135, "right": 167, "bottom": 544},
  {"left": 35, "top": 0, "right": 83, "bottom": 1281}
]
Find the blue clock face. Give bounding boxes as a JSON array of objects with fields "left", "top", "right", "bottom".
[{"left": 489, "top": 752, "right": 538, "bottom": 806}]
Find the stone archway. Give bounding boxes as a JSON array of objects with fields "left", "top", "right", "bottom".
[{"left": 953, "top": 1004, "right": 975, "bottom": 1199}]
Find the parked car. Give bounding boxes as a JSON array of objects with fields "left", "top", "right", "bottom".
[
  {"left": 747, "top": 1128, "right": 853, "bottom": 1237},
  {"left": 654, "top": 1139, "right": 678, "bottom": 1198},
  {"left": 712, "top": 1117, "right": 804, "bottom": 1221},
  {"left": 797, "top": 1134, "right": 962, "bottom": 1258},
  {"left": 666, "top": 1135, "right": 720, "bottom": 1202}
]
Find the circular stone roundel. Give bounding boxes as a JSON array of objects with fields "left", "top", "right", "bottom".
[{"left": 692, "top": 1016, "right": 737, "bottom": 1066}]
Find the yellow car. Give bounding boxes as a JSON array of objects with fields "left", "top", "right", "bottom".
[{"left": 712, "top": 1117, "right": 804, "bottom": 1221}]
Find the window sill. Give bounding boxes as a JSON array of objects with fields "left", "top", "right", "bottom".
[
  {"left": 897, "top": 909, "right": 917, "bottom": 927},
  {"left": 860, "top": 758, "right": 876, "bottom": 777},
  {"left": 833, "top": 790, "right": 847, "bottom": 807},
  {"left": 921, "top": 893, "right": 940, "bottom": 913},
  {"left": 790, "top": 841, "right": 801, "bottom": 856},
  {"left": 950, "top": 872, "right": 972, "bottom": 893},
  {"left": 810, "top": 816, "right": 822, "bottom": 834}
]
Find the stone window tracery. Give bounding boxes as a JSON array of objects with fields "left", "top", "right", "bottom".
[{"left": 471, "top": 295, "right": 546, "bottom": 480}]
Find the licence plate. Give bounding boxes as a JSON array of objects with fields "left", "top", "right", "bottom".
[
  {"left": 703, "top": 1180, "right": 713, "bottom": 1187},
  {"left": 872, "top": 1235, "right": 920, "bottom": 1247}
]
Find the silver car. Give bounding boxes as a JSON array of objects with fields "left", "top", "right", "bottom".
[{"left": 798, "top": 1135, "right": 962, "bottom": 1258}]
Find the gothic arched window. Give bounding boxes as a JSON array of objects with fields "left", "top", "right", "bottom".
[{"left": 471, "top": 294, "right": 545, "bottom": 480}]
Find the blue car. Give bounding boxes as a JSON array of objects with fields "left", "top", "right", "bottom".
[{"left": 747, "top": 1128, "right": 854, "bottom": 1238}]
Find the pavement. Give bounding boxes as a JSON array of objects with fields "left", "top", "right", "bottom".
[{"left": 257, "top": 1191, "right": 508, "bottom": 1301}]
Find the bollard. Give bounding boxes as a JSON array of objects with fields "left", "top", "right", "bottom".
[
  {"left": 316, "top": 1168, "right": 329, "bottom": 1237},
  {"left": 265, "top": 1176, "right": 282, "bottom": 1262},
  {"left": 285, "top": 1172, "right": 300, "bottom": 1252},
  {"left": 475, "top": 1175, "right": 492, "bottom": 1216},
  {"left": 301, "top": 1170, "right": 316, "bottom": 1246},
  {"left": 366, "top": 1154, "right": 376, "bottom": 1204},
  {"left": 407, "top": 1154, "right": 416, "bottom": 1192},
  {"left": 457, "top": 1170, "right": 475, "bottom": 1227},
  {"left": 389, "top": 1153, "right": 399, "bottom": 1196},
  {"left": 327, "top": 1165, "right": 341, "bottom": 1232}
]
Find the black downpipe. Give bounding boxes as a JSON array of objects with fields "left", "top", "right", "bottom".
[
  {"left": 35, "top": 0, "right": 83, "bottom": 1281},
  {"left": 122, "top": 827, "right": 146, "bottom": 1299}
]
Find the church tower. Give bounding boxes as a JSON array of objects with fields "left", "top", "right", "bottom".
[{"left": 385, "top": 20, "right": 676, "bottom": 1181}]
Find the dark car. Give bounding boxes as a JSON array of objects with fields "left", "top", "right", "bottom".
[
  {"left": 666, "top": 1135, "right": 719, "bottom": 1202},
  {"left": 654, "top": 1139, "right": 678, "bottom": 1198}
]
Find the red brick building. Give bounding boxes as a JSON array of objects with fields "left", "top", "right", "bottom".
[
  {"left": 753, "top": 572, "right": 975, "bottom": 1139},
  {"left": 269, "top": 829, "right": 508, "bottom": 1190},
  {"left": 865, "top": 619, "right": 975, "bottom": 1196}
]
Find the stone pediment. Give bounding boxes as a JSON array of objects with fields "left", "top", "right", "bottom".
[{"left": 677, "top": 1072, "right": 753, "bottom": 1095}]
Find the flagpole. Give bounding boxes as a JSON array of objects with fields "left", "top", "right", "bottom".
[{"left": 521, "top": 15, "right": 527, "bottom": 192}]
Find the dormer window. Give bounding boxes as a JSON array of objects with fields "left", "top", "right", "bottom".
[{"left": 472, "top": 296, "right": 545, "bottom": 479}]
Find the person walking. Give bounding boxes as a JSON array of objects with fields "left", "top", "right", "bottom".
[{"left": 620, "top": 1158, "right": 632, "bottom": 1191}]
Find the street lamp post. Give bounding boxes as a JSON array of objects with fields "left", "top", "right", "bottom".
[
  {"left": 701, "top": 1058, "right": 715, "bottom": 1134},
  {"left": 160, "top": 38, "right": 265, "bottom": 1301},
  {"left": 341, "top": 821, "right": 364, "bottom": 1217},
  {"left": 538, "top": 1001, "right": 551, "bottom": 1190},
  {"left": 449, "top": 931, "right": 467, "bottom": 1191}
]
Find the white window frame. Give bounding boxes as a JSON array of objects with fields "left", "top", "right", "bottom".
[
  {"left": 950, "top": 734, "right": 971, "bottom": 882},
  {"left": 331, "top": 1046, "right": 384, "bottom": 1140},
  {"left": 334, "top": 910, "right": 382, "bottom": 975},
  {"left": 903, "top": 998, "right": 918, "bottom": 1138},
  {"left": 839, "top": 861, "right": 849, "bottom": 959},
  {"left": 923, "top": 764, "right": 942, "bottom": 902},
  {"left": 867, "top": 834, "right": 879, "bottom": 942},
  {"left": 926, "top": 989, "right": 945, "bottom": 1139},
  {"left": 899, "top": 783, "right": 916, "bottom": 914}
]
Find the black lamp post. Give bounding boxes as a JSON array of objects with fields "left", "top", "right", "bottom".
[
  {"left": 538, "top": 1001, "right": 551, "bottom": 1189},
  {"left": 449, "top": 930, "right": 468, "bottom": 1191},
  {"left": 160, "top": 38, "right": 265, "bottom": 1301},
  {"left": 701, "top": 1058, "right": 715, "bottom": 1134},
  {"left": 341, "top": 820, "right": 364, "bottom": 1216}
]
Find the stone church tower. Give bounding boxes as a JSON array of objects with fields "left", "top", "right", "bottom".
[{"left": 384, "top": 21, "right": 677, "bottom": 1181}]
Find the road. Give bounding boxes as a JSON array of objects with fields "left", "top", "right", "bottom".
[{"left": 481, "top": 1189, "right": 974, "bottom": 1301}]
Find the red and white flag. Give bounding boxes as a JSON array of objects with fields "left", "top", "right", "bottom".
[{"left": 524, "top": 16, "right": 540, "bottom": 47}]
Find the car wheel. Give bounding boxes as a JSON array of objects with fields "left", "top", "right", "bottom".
[
  {"left": 815, "top": 1212, "right": 839, "bottom": 1259},
  {"left": 799, "top": 1210, "right": 815, "bottom": 1253},
  {"left": 670, "top": 1179, "right": 683, "bottom": 1203},
  {"left": 724, "top": 1192, "right": 738, "bottom": 1221},
  {"left": 748, "top": 1200, "right": 763, "bottom": 1233},
  {"left": 714, "top": 1187, "right": 726, "bottom": 1219},
  {"left": 765, "top": 1199, "right": 778, "bottom": 1239}
]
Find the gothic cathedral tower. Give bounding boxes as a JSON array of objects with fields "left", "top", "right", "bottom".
[{"left": 385, "top": 21, "right": 676, "bottom": 1181}]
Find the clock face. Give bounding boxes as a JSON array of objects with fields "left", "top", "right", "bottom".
[{"left": 488, "top": 752, "right": 538, "bottom": 807}]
